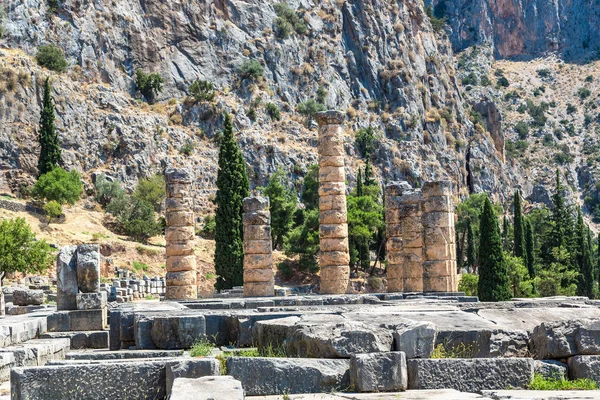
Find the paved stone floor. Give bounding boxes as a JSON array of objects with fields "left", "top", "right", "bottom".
[{"left": 250, "top": 390, "right": 600, "bottom": 399}]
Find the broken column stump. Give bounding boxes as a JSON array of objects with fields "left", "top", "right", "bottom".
[{"left": 243, "top": 197, "right": 274, "bottom": 297}]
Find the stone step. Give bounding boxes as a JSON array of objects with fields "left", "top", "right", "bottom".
[
  {"left": 65, "top": 349, "right": 184, "bottom": 360},
  {"left": 0, "top": 337, "right": 70, "bottom": 383},
  {"left": 41, "top": 331, "right": 109, "bottom": 349}
]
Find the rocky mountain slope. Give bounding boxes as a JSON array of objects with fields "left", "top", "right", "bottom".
[{"left": 0, "top": 0, "right": 594, "bottom": 219}]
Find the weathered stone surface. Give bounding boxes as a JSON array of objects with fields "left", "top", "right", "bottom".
[
  {"left": 320, "top": 251, "right": 350, "bottom": 266},
  {"left": 166, "top": 255, "right": 196, "bottom": 272},
  {"left": 11, "top": 361, "right": 167, "bottom": 400},
  {"left": 166, "top": 243, "right": 195, "bottom": 257},
  {"left": 319, "top": 195, "right": 347, "bottom": 211},
  {"left": 243, "top": 240, "right": 272, "bottom": 255},
  {"left": 319, "top": 224, "right": 348, "bottom": 239},
  {"left": 393, "top": 321, "right": 437, "bottom": 359},
  {"left": 13, "top": 289, "right": 44, "bottom": 306},
  {"left": 316, "top": 110, "right": 345, "bottom": 126},
  {"left": 319, "top": 210, "right": 347, "bottom": 225},
  {"left": 568, "top": 355, "right": 600, "bottom": 384},
  {"left": 151, "top": 315, "right": 206, "bottom": 349},
  {"left": 42, "top": 331, "right": 109, "bottom": 350},
  {"left": 166, "top": 358, "right": 220, "bottom": 395},
  {"left": 244, "top": 254, "right": 274, "bottom": 270},
  {"left": 535, "top": 360, "right": 567, "bottom": 380},
  {"left": 407, "top": 358, "right": 534, "bottom": 392},
  {"left": 243, "top": 269, "right": 273, "bottom": 283},
  {"left": 284, "top": 320, "right": 393, "bottom": 358},
  {"left": 165, "top": 168, "right": 194, "bottom": 184},
  {"left": 319, "top": 156, "right": 345, "bottom": 168},
  {"left": 320, "top": 238, "right": 350, "bottom": 252},
  {"left": 76, "top": 292, "right": 107, "bottom": 310},
  {"left": 244, "top": 282, "right": 275, "bottom": 297},
  {"left": 318, "top": 182, "right": 346, "bottom": 197},
  {"left": 166, "top": 285, "right": 197, "bottom": 300},
  {"left": 243, "top": 225, "right": 272, "bottom": 241},
  {"left": 165, "top": 197, "right": 194, "bottom": 212},
  {"left": 57, "top": 245, "right": 78, "bottom": 311},
  {"left": 243, "top": 211, "right": 271, "bottom": 225},
  {"left": 76, "top": 244, "right": 101, "bottom": 293},
  {"left": 422, "top": 181, "right": 453, "bottom": 197},
  {"left": 319, "top": 166, "right": 346, "bottom": 183},
  {"left": 170, "top": 376, "right": 244, "bottom": 400},
  {"left": 531, "top": 319, "right": 600, "bottom": 359},
  {"left": 350, "top": 351, "right": 407, "bottom": 392},
  {"left": 165, "top": 227, "right": 195, "bottom": 243},
  {"left": 71, "top": 309, "right": 107, "bottom": 331},
  {"left": 227, "top": 356, "right": 350, "bottom": 396},
  {"left": 166, "top": 270, "right": 197, "bottom": 286},
  {"left": 243, "top": 196, "right": 270, "bottom": 212},
  {"left": 166, "top": 211, "right": 195, "bottom": 227}
]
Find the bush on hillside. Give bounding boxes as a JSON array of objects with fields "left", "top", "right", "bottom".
[
  {"left": 36, "top": 45, "right": 67, "bottom": 73},
  {"left": 33, "top": 167, "right": 82, "bottom": 205}
]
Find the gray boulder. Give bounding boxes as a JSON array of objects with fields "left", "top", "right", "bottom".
[
  {"left": 76, "top": 292, "right": 107, "bottom": 310},
  {"left": 13, "top": 289, "right": 44, "bottom": 306},
  {"left": 407, "top": 358, "right": 534, "bottom": 392},
  {"left": 350, "top": 351, "right": 407, "bottom": 392},
  {"left": 227, "top": 357, "right": 350, "bottom": 396},
  {"left": 57, "top": 245, "right": 78, "bottom": 310},
  {"left": 393, "top": 321, "right": 437, "bottom": 358},
  {"left": 531, "top": 319, "right": 600, "bottom": 359},
  {"left": 151, "top": 315, "right": 206, "bottom": 349},
  {"left": 76, "top": 244, "right": 101, "bottom": 293},
  {"left": 170, "top": 376, "right": 244, "bottom": 400},
  {"left": 166, "top": 358, "right": 220, "bottom": 396},
  {"left": 568, "top": 355, "right": 600, "bottom": 385},
  {"left": 535, "top": 360, "right": 567, "bottom": 380}
]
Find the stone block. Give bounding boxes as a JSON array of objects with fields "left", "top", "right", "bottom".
[
  {"left": 166, "top": 285, "right": 197, "bottom": 300},
  {"left": 165, "top": 226, "right": 195, "bottom": 243},
  {"left": 166, "top": 243, "right": 195, "bottom": 257},
  {"left": 422, "top": 260, "right": 453, "bottom": 277},
  {"left": 393, "top": 321, "right": 437, "bottom": 359},
  {"left": 531, "top": 319, "right": 600, "bottom": 359},
  {"left": 76, "top": 244, "right": 101, "bottom": 293},
  {"left": 319, "top": 210, "right": 347, "bottom": 225},
  {"left": 76, "top": 292, "right": 107, "bottom": 310},
  {"left": 423, "top": 226, "right": 455, "bottom": 247},
  {"left": 243, "top": 211, "right": 271, "bottom": 225},
  {"left": 320, "top": 251, "right": 350, "bottom": 266},
  {"left": 151, "top": 315, "right": 206, "bottom": 349},
  {"left": 318, "top": 136, "right": 345, "bottom": 157},
  {"left": 320, "top": 265, "right": 350, "bottom": 282},
  {"left": 227, "top": 357, "right": 350, "bottom": 396},
  {"left": 568, "top": 355, "right": 600, "bottom": 384},
  {"left": 166, "top": 183, "right": 193, "bottom": 198},
  {"left": 244, "top": 253, "right": 273, "bottom": 270},
  {"left": 243, "top": 196, "right": 269, "bottom": 212},
  {"left": 422, "top": 180, "right": 453, "bottom": 197},
  {"left": 422, "top": 212, "right": 454, "bottom": 228},
  {"left": 318, "top": 182, "right": 346, "bottom": 197},
  {"left": 70, "top": 309, "right": 107, "bottom": 331},
  {"left": 166, "top": 270, "right": 196, "bottom": 286},
  {"left": 386, "top": 265, "right": 404, "bottom": 280},
  {"left": 387, "top": 278, "right": 403, "bottom": 292},
  {"left": 423, "top": 275, "right": 456, "bottom": 292},
  {"left": 422, "top": 195, "right": 453, "bottom": 213},
  {"left": 13, "top": 289, "right": 44, "bottom": 306},
  {"left": 350, "top": 351, "right": 407, "bottom": 392},
  {"left": 165, "top": 197, "right": 193, "bottom": 212},
  {"left": 244, "top": 282, "right": 274, "bottom": 297},
  {"left": 166, "top": 358, "right": 220, "bottom": 395},
  {"left": 407, "top": 358, "right": 534, "bottom": 392},
  {"left": 11, "top": 360, "right": 167, "bottom": 400},
  {"left": 243, "top": 268, "right": 273, "bottom": 283},
  {"left": 243, "top": 240, "right": 272, "bottom": 255},
  {"left": 316, "top": 110, "right": 344, "bottom": 126},
  {"left": 319, "top": 155, "right": 345, "bottom": 168},
  {"left": 165, "top": 168, "right": 194, "bottom": 184},
  {"left": 47, "top": 312, "right": 71, "bottom": 332},
  {"left": 386, "top": 181, "right": 413, "bottom": 197},
  {"left": 320, "top": 237, "right": 349, "bottom": 252},
  {"left": 0, "top": 352, "right": 14, "bottom": 383},
  {"left": 403, "top": 277, "right": 424, "bottom": 292},
  {"left": 170, "top": 376, "right": 244, "bottom": 400},
  {"left": 319, "top": 223, "right": 348, "bottom": 239},
  {"left": 57, "top": 245, "right": 78, "bottom": 311},
  {"left": 320, "top": 278, "right": 349, "bottom": 295},
  {"left": 535, "top": 360, "right": 567, "bottom": 380},
  {"left": 166, "top": 255, "right": 196, "bottom": 272},
  {"left": 243, "top": 225, "right": 271, "bottom": 241},
  {"left": 166, "top": 211, "right": 194, "bottom": 227},
  {"left": 319, "top": 194, "right": 347, "bottom": 211},
  {"left": 319, "top": 166, "right": 345, "bottom": 182},
  {"left": 41, "top": 331, "right": 109, "bottom": 350}
]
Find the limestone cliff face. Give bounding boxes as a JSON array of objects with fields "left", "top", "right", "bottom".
[
  {"left": 0, "top": 0, "right": 513, "bottom": 210},
  {"left": 440, "top": 0, "right": 600, "bottom": 60}
]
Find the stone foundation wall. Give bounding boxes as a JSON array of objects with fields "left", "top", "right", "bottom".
[
  {"left": 316, "top": 111, "right": 350, "bottom": 295},
  {"left": 243, "top": 197, "right": 274, "bottom": 297},
  {"left": 165, "top": 168, "right": 197, "bottom": 300}
]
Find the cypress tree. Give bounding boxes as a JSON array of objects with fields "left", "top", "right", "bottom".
[
  {"left": 37, "top": 77, "right": 62, "bottom": 176},
  {"left": 478, "top": 196, "right": 511, "bottom": 302},
  {"left": 467, "top": 222, "right": 476, "bottom": 272},
  {"left": 513, "top": 190, "right": 527, "bottom": 269},
  {"left": 525, "top": 219, "right": 535, "bottom": 278},
  {"left": 502, "top": 215, "right": 509, "bottom": 251},
  {"left": 356, "top": 169, "right": 363, "bottom": 197},
  {"left": 577, "top": 208, "right": 594, "bottom": 297},
  {"left": 214, "top": 113, "right": 249, "bottom": 291}
]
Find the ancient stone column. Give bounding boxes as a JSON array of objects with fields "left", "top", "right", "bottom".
[
  {"left": 164, "top": 168, "right": 197, "bottom": 300},
  {"left": 242, "top": 197, "right": 274, "bottom": 297},
  {"left": 385, "top": 182, "right": 424, "bottom": 292},
  {"left": 316, "top": 111, "right": 350, "bottom": 294},
  {"left": 422, "top": 181, "right": 458, "bottom": 292}
]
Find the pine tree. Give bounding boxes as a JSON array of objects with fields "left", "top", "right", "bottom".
[
  {"left": 513, "top": 190, "right": 527, "bottom": 270},
  {"left": 467, "top": 222, "right": 476, "bottom": 272},
  {"left": 37, "top": 77, "right": 62, "bottom": 176},
  {"left": 214, "top": 113, "right": 249, "bottom": 291},
  {"left": 543, "top": 170, "right": 574, "bottom": 267},
  {"left": 478, "top": 196, "right": 511, "bottom": 302},
  {"left": 576, "top": 208, "right": 594, "bottom": 297},
  {"left": 356, "top": 169, "right": 363, "bottom": 197},
  {"left": 525, "top": 219, "right": 535, "bottom": 278},
  {"left": 502, "top": 215, "right": 509, "bottom": 251}
]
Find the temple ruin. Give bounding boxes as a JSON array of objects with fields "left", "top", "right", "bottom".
[{"left": 242, "top": 196, "right": 274, "bottom": 297}]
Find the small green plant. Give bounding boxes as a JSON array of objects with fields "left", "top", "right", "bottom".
[
  {"left": 43, "top": 200, "right": 62, "bottom": 223},
  {"left": 577, "top": 87, "right": 591, "bottom": 100},
  {"left": 238, "top": 60, "right": 264, "bottom": 81},
  {"left": 205, "top": 272, "right": 216, "bottom": 280},
  {"left": 36, "top": 45, "right": 68, "bottom": 72},
  {"left": 190, "top": 338, "right": 214, "bottom": 357},
  {"left": 189, "top": 79, "right": 215, "bottom": 102},
  {"left": 514, "top": 121, "right": 529, "bottom": 140},
  {"left": 497, "top": 76, "right": 510, "bottom": 87},
  {"left": 297, "top": 99, "right": 325, "bottom": 123},
  {"left": 33, "top": 167, "right": 83, "bottom": 205},
  {"left": 276, "top": 262, "right": 293, "bottom": 279},
  {"left": 132, "top": 261, "right": 149, "bottom": 273},
  {"left": 135, "top": 69, "right": 164, "bottom": 103},
  {"left": 431, "top": 341, "right": 476, "bottom": 358},
  {"left": 145, "top": 294, "right": 156, "bottom": 300},
  {"left": 91, "top": 232, "right": 109, "bottom": 241},
  {"left": 47, "top": 0, "right": 59, "bottom": 12},
  {"left": 136, "top": 245, "right": 159, "bottom": 256},
  {"left": 425, "top": 5, "right": 446, "bottom": 33},
  {"left": 355, "top": 126, "right": 378, "bottom": 158},
  {"left": 274, "top": 2, "right": 307, "bottom": 38},
  {"left": 458, "top": 273, "right": 479, "bottom": 296},
  {"left": 537, "top": 68, "right": 551, "bottom": 78},
  {"left": 180, "top": 142, "right": 195, "bottom": 156},
  {"left": 266, "top": 103, "right": 281, "bottom": 121},
  {"left": 528, "top": 374, "right": 597, "bottom": 390}
]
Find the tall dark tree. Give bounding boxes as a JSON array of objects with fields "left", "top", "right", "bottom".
[
  {"left": 502, "top": 215, "right": 509, "bottom": 251},
  {"left": 513, "top": 190, "right": 528, "bottom": 268},
  {"left": 356, "top": 169, "right": 364, "bottom": 197},
  {"left": 37, "top": 77, "right": 62, "bottom": 176},
  {"left": 576, "top": 208, "right": 594, "bottom": 297},
  {"left": 525, "top": 219, "right": 535, "bottom": 278},
  {"left": 467, "top": 222, "right": 476, "bottom": 273},
  {"left": 478, "top": 196, "right": 511, "bottom": 302},
  {"left": 214, "top": 113, "right": 249, "bottom": 291},
  {"left": 261, "top": 169, "right": 296, "bottom": 250}
]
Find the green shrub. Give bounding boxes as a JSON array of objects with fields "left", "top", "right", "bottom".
[
  {"left": 585, "top": 75, "right": 594, "bottom": 83},
  {"left": 425, "top": 5, "right": 446, "bottom": 32},
  {"left": 514, "top": 121, "right": 529, "bottom": 140},
  {"left": 107, "top": 196, "right": 161, "bottom": 242},
  {"left": 355, "top": 126, "right": 378, "bottom": 158},
  {"left": 529, "top": 374, "right": 597, "bottom": 390},
  {"left": 480, "top": 75, "right": 491, "bottom": 86},
  {"left": 247, "top": 107, "right": 257, "bottom": 121},
  {"left": 132, "top": 261, "right": 149, "bottom": 273},
  {"left": 461, "top": 72, "right": 478, "bottom": 86},
  {"left": 527, "top": 100, "right": 549, "bottom": 127},
  {"left": 33, "top": 167, "right": 83, "bottom": 205},
  {"left": 274, "top": 2, "right": 307, "bottom": 38},
  {"left": 266, "top": 103, "right": 281, "bottom": 121},
  {"left": 36, "top": 45, "right": 67, "bottom": 72},
  {"left": 566, "top": 103, "right": 577, "bottom": 114},
  {"left": 578, "top": 87, "right": 591, "bottom": 100},
  {"left": 47, "top": 0, "right": 59, "bottom": 12},
  {"left": 431, "top": 341, "right": 476, "bottom": 358},
  {"left": 238, "top": 60, "right": 264, "bottom": 81},
  {"left": 135, "top": 69, "right": 163, "bottom": 103},
  {"left": 190, "top": 338, "right": 214, "bottom": 357},
  {"left": 199, "top": 215, "right": 216, "bottom": 239},
  {"left": 0, "top": 25, "right": 5, "bottom": 40},
  {"left": 497, "top": 76, "right": 509, "bottom": 87},
  {"left": 94, "top": 174, "right": 125, "bottom": 207},
  {"left": 537, "top": 68, "right": 551, "bottom": 78},
  {"left": 180, "top": 142, "right": 195, "bottom": 156},
  {"left": 133, "top": 174, "right": 165, "bottom": 212},
  {"left": 297, "top": 99, "right": 325, "bottom": 123},
  {"left": 277, "top": 262, "right": 293, "bottom": 279},
  {"left": 43, "top": 200, "right": 62, "bottom": 223},
  {"left": 0, "top": 218, "right": 55, "bottom": 276},
  {"left": 189, "top": 79, "right": 215, "bottom": 102},
  {"left": 458, "top": 273, "right": 478, "bottom": 296}
]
